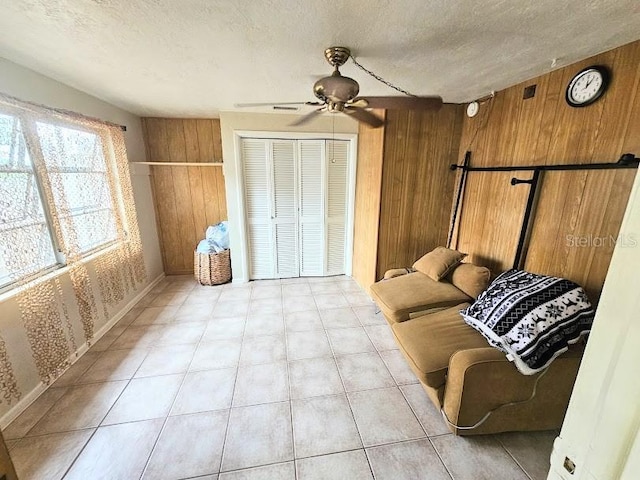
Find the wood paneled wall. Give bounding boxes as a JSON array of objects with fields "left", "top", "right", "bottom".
[
  {"left": 352, "top": 105, "right": 464, "bottom": 290},
  {"left": 377, "top": 107, "right": 464, "bottom": 278},
  {"left": 352, "top": 110, "right": 386, "bottom": 290},
  {"left": 141, "top": 118, "right": 227, "bottom": 275},
  {"left": 455, "top": 40, "right": 640, "bottom": 300}
]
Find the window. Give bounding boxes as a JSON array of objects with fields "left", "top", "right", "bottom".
[
  {"left": 36, "top": 122, "right": 118, "bottom": 253},
  {"left": 0, "top": 113, "right": 58, "bottom": 286},
  {"left": 0, "top": 107, "right": 121, "bottom": 290}
]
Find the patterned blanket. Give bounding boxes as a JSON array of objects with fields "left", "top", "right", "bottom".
[{"left": 460, "top": 269, "right": 594, "bottom": 375}]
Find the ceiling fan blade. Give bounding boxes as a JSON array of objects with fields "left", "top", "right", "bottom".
[
  {"left": 290, "top": 107, "right": 326, "bottom": 127},
  {"left": 343, "top": 106, "right": 384, "bottom": 128},
  {"left": 351, "top": 96, "right": 443, "bottom": 110},
  {"left": 234, "top": 101, "right": 323, "bottom": 108}
]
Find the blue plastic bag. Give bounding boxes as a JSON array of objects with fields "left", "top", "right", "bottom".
[{"left": 205, "top": 221, "right": 229, "bottom": 252}]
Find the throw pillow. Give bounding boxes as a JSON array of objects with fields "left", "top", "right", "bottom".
[
  {"left": 447, "top": 263, "right": 491, "bottom": 299},
  {"left": 412, "top": 247, "right": 467, "bottom": 281}
]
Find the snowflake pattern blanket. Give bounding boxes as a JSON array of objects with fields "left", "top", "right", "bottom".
[{"left": 460, "top": 269, "right": 594, "bottom": 375}]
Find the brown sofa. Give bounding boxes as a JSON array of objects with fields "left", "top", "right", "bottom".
[{"left": 370, "top": 249, "right": 583, "bottom": 435}]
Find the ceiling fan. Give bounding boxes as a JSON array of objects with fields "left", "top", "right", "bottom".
[{"left": 235, "top": 46, "right": 443, "bottom": 128}]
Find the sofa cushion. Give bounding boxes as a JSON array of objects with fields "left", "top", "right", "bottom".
[
  {"left": 392, "top": 303, "right": 489, "bottom": 389},
  {"left": 446, "top": 263, "right": 491, "bottom": 299},
  {"left": 412, "top": 247, "right": 467, "bottom": 281},
  {"left": 370, "top": 272, "right": 471, "bottom": 323}
]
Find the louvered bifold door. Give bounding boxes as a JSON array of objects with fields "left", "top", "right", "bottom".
[
  {"left": 298, "top": 140, "right": 325, "bottom": 276},
  {"left": 325, "top": 140, "right": 349, "bottom": 275},
  {"left": 242, "top": 138, "right": 274, "bottom": 279},
  {"left": 271, "top": 140, "right": 299, "bottom": 278}
]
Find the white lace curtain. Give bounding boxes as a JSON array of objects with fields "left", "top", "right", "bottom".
[{"left": 0, "top": 93, "right": 146, "bottom": 402}]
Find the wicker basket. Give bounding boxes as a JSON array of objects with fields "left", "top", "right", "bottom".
[{"left": 194, "top": 249, "right": 231, "bottom": 285}]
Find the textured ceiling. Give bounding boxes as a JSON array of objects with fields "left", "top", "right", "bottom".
[{"left": 0, "top": 0, "right": 638, "bottom": 117}]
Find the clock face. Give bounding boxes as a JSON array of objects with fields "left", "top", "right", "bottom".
[
  {"left": 566, "top": 66, "right": 609, "bottom": 107},
  {"left": 467, "top": 101, "right": 479, "bottom": 117}
]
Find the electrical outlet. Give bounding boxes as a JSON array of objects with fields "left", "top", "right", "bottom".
[{"left": 563, "top": 456, "right": 576, "bottom": 474}]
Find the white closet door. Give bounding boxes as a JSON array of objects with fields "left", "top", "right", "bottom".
[
  {"left": 298, "top": 140, "right": 325, "bottom": 276},
  {"left": 325, "top": 140, "right": 349, "bottom": 275},
  {"left": 242, "top": 139, "right": 273, "bottom": 279},
  {"left": 242, "top": 137, "right": 349, "bottom": 280},
  {"left": 271, "top": 140, "right": 298, "bottom": 278}
]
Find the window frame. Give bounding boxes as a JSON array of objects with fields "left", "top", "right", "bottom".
[{"left": 0, "top": 104, "right": 125, "bottom": 294}]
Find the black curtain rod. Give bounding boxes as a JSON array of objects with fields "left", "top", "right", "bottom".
[
  {"left": 450, "top": 153, "right": 639, "bottom": 172},
  {"left": 447, "top": 151, "right": 470, "bottom": 248}
]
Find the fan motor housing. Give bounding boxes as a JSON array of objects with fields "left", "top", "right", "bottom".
[{"left": 313, "top": 73, "right": 360, "bottom": 103}]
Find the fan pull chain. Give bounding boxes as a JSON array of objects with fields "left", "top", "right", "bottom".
[{"left": 350, "top": 56, "right": 416, "bottom": 97}]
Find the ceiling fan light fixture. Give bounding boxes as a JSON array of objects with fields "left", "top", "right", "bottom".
[
  {"left": 237, "top": 46, "right": 442, "bottom": 129},
  {"left": 313, "top": 70, "right": 360, "bottom": 103}
]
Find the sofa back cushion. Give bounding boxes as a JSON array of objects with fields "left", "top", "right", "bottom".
[
  {"left": 412, "top": 247, "right": 466, "bottom": 281},
  {"left": 447, "top": 263, "right": 491, "bottom": 299}
]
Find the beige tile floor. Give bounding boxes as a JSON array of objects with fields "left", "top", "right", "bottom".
[{"left": 3, "top": 275, "right": 556, "bottom": 480}]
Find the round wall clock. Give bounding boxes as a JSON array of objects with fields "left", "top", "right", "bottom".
[
  {"left": 565, "top": 65, "right": 610, "bottom": 108},
  {"left": 466, "top": 101, "right": 479, "bottom": 117}
]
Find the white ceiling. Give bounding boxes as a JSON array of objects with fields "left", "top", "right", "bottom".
[{"left": 0, "top": 0, "right": 638, "bottom": 117}]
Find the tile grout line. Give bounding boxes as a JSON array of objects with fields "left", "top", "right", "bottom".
[
  {"left": 427, "top": 436, "right": 456, "bottom": 480},
  {"left": 496, "top": 436, "right": 535, "bottom": 480},
  {"left": 126, "top": 283, "right": 203, "bottom": 480},
  {"left": 11, "top": 286, "right": 159, "bottom": 442},
  {"left": 324, "top": 306, "right": 376, "bottom": 479},
  {"left": 214, "top": 281, "right": 251, "bottom": 476},
  {"left": 19, "top": 276, "right": 551, "bottom": 479},
  {"left": 292, "top": 277, "right": 328, "bottom": 478},
  {"left": 345, "top": 296, "right": 430, "bottom": 478},
  {"left": 57, "top": 279, "right": 179, "bottom": 479},
  {"left": 12, "top": 277, "right": 406, "bottom": 479},
  {"left": 11, "top": 300, "right": 151, "bottom": 446},
  {"left": 397, "top": 384, "right": 440, "bottom": 439},
  {"left": 290, "top": 277, "right": 359, "bottom": 477},
  {"left": 393, "top": 368, "right": 454, "bottom": 479},
  {"left": 111, "top": 280, "right": 215, "bottom": 480},
  {"left": 280, "top": 282, "right": 299, "bottom": 480},
  {"left": 136, "top": 278, "right": 229, "bottom": 479}
]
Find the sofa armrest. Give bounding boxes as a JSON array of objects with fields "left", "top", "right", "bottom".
[
  {"left": 383, "top": 268, "right": 413, "bottom": 280},
  {"left": 442, "top": 347, "right": 581, "bottom": 435}
]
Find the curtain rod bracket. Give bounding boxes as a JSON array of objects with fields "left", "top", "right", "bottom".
[
  {"left": 618, "top": 153, "right": 637, "bottom": 164},
  {"left": 511, "top": 177, "right": 535, "bottom": 186}
]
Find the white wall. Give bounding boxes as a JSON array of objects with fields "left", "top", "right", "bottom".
[
  {"left": 219, "top": 111, "right": 358, "bottom": 282},
  {"left": 0, "top": 58, "right": 163, "bottom": 422},
  {"left": 548, "top": 169, "right": 640, "bottom": 479}
]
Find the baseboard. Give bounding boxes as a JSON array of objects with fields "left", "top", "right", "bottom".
[
  {"left": 86, "top": 272, "right": 165, "bottom": 351},
  {"left": 0, "top": 272, "right": 165, "bottom": 429},
  {"left": 166, "top": 270, "right": 193, "bottom": 276}
]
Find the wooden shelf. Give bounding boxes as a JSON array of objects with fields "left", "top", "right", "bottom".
[{"left": 130, "top": 161, "right": 223, "bottom": 167}]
